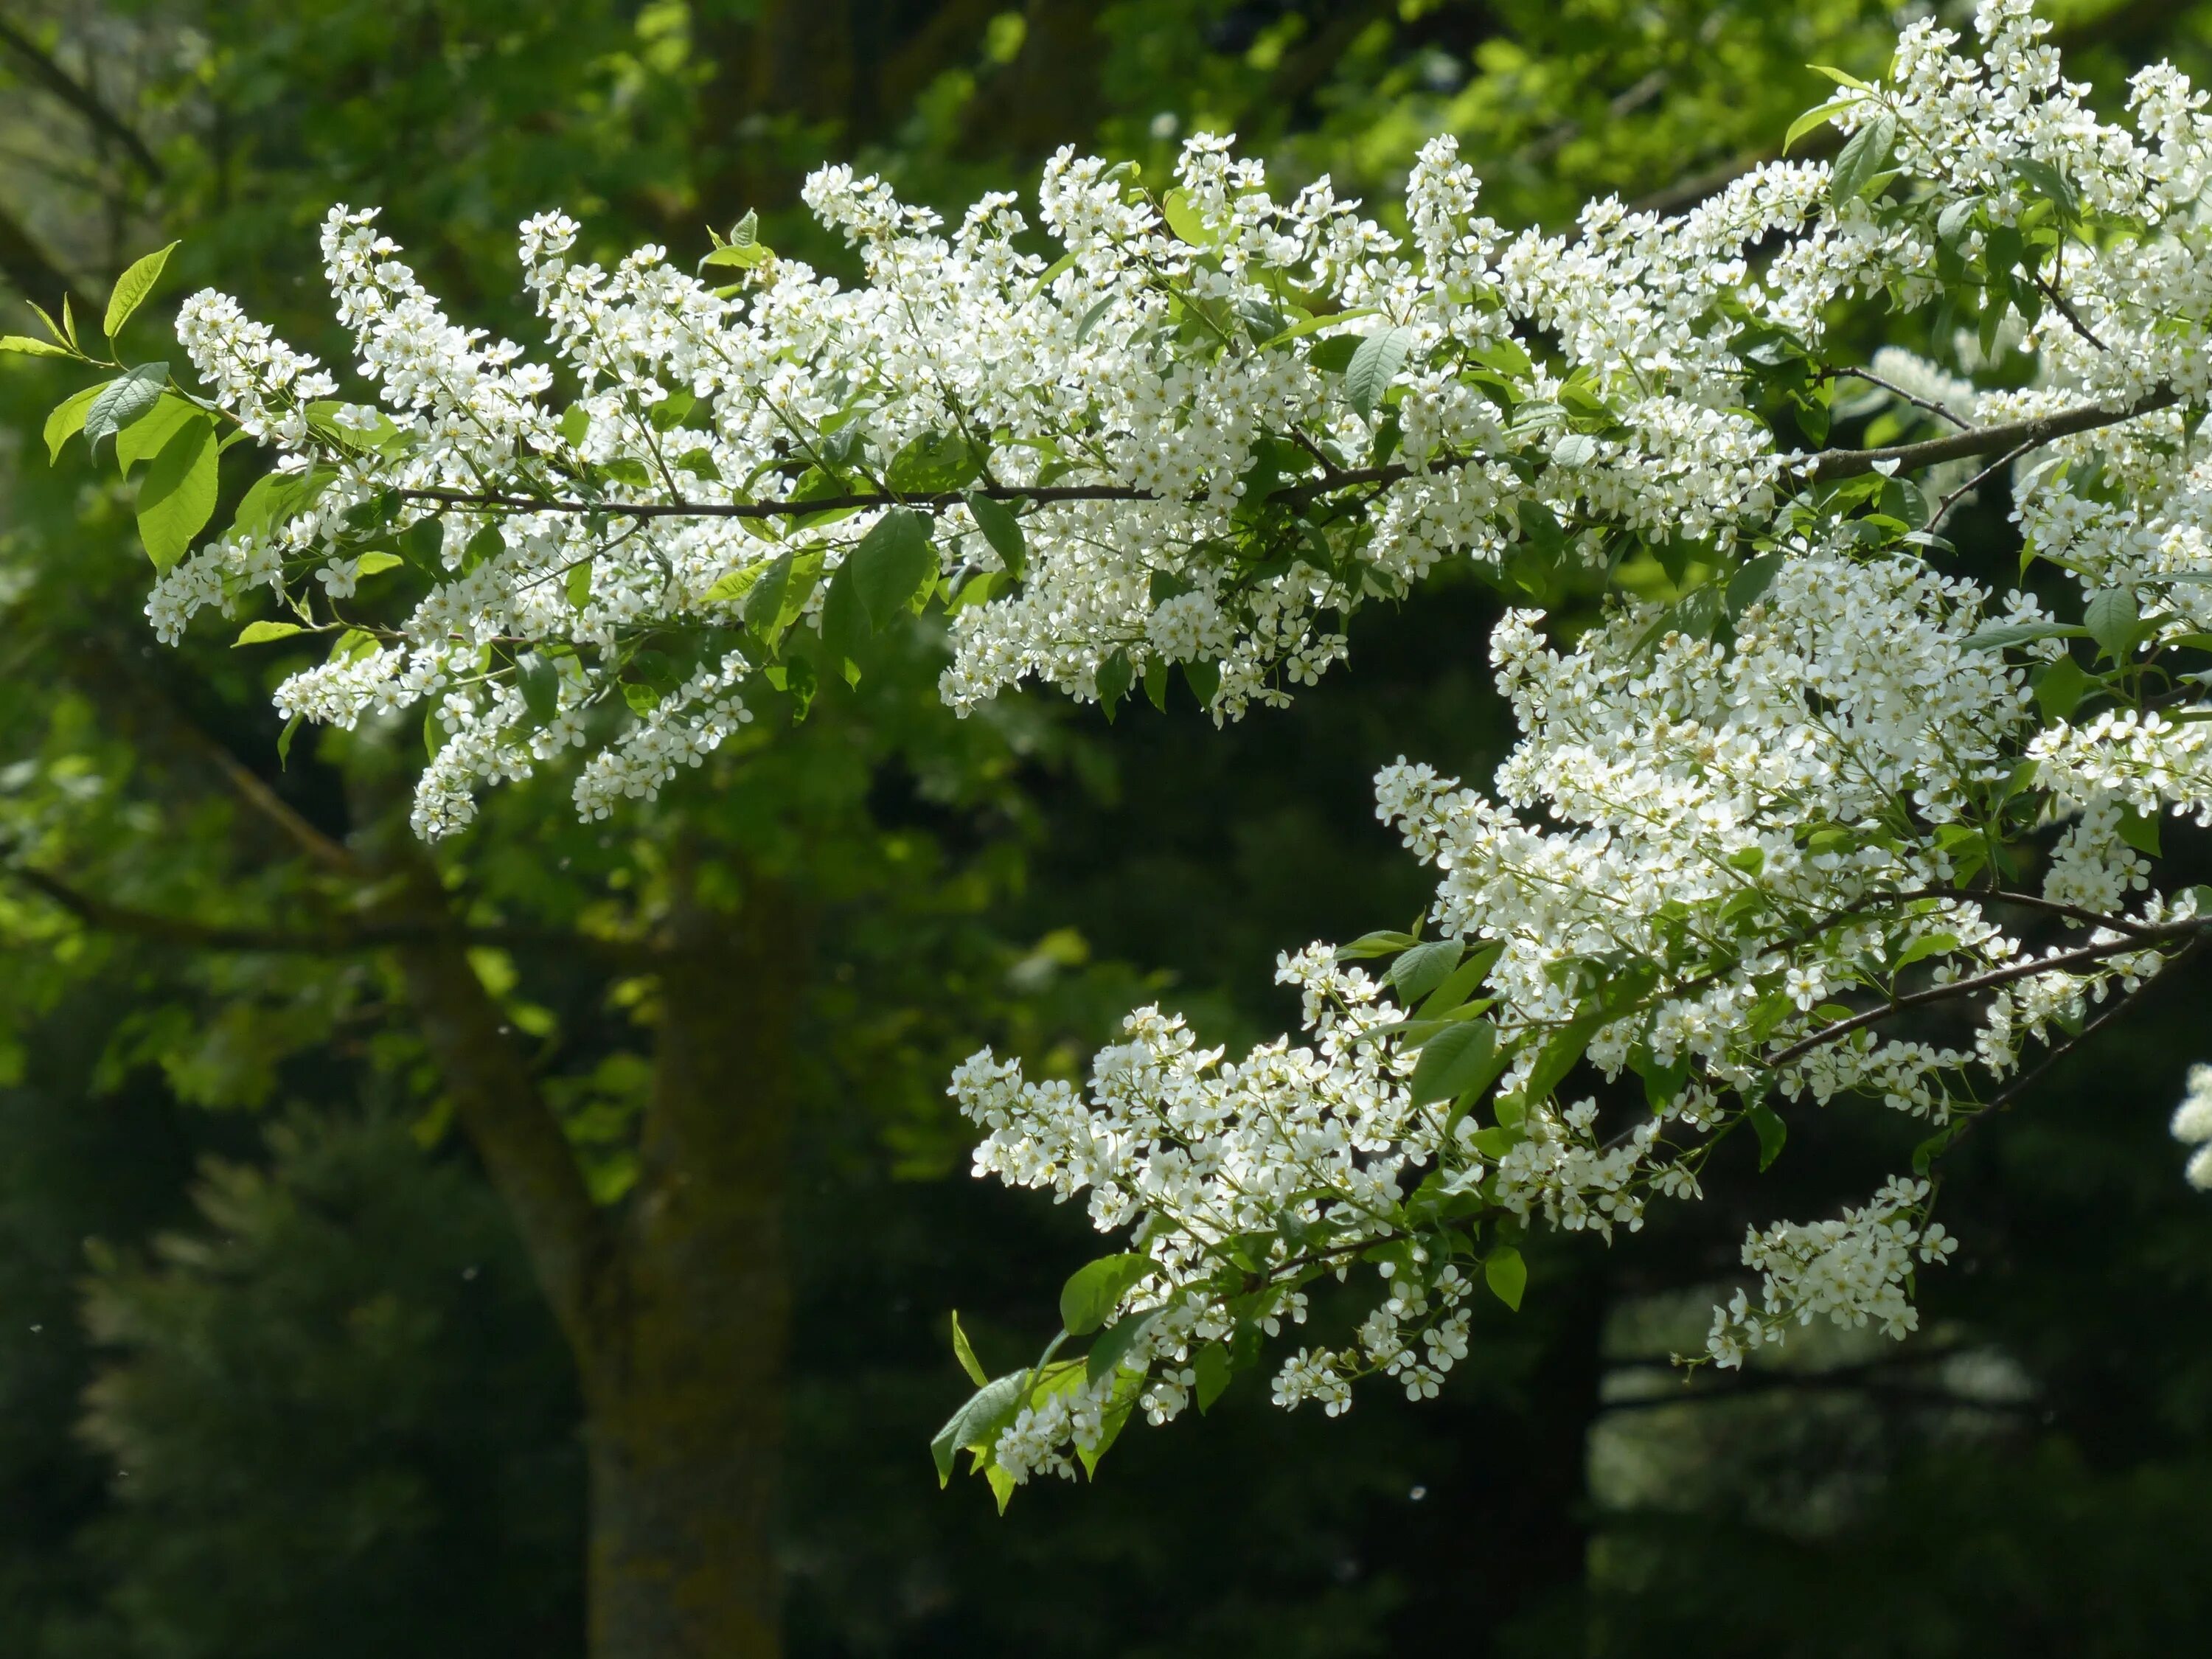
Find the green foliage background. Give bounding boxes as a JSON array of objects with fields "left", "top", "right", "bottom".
[{"left": 2, "top": 1, "right": 2210, "bottom": 1654}]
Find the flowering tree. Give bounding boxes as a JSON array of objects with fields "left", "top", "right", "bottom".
[{"left": 11, "top": 0, "right": 2212, "bottom": 1509}]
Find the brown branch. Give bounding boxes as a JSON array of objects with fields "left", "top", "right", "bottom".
[
  {"left": 392, "top": 389, "right": 2183, "bottom": 529},
  {"left": 1826, "top": 364, "right": 1970, "bottom": 431},
  {"left": 1804, "top": 387, "right": 2180, "bottom": 482},
  {"left": 1765, "top": 928, "right": 2198, "bottom": 1071},
  {"left": 384, "top": 881, "right": 619, "bottom": 1367},
  {"left": 0, "top": 15, "right": 165, "bottom": 181}
]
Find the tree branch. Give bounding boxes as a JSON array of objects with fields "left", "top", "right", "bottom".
[
  {"left": 389, "top": 389, "right": 2183, "bottom": 531},
  {"left": 0, "top": 15, "right": 165, "bottom": 181},
  {"left": 1804, "top": 387, "right": 2180, "bottom": 481},
  {"left": 1765, "top": 927, "right": 2197, "bottom": 1071}
]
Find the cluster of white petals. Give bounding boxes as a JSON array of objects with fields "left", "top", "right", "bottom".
[{"left": 125, "top": 0, "right": 2212, "bottom": 1490}]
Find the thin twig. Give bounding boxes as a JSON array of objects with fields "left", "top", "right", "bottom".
[
  {"left": 1930, "top": 437, "right": 2034, "bottom": 529},
  {"left": 1765, "top": 928, "right": 2197, "bottom": 1070},
  {"left": 2029, "top": 270, "right": 2109, "bottom": 354},
  {"left": 1828, "top": 364, "right": 1970, "bottom": 431}
]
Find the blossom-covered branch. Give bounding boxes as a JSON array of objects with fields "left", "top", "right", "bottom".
[{"left": 15, "top": 0, "right": 2212, "bottom": 1508}]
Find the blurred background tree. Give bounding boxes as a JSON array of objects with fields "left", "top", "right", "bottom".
[{"left": 1, "top": 1, "right": 2208, "bottom": 1656}]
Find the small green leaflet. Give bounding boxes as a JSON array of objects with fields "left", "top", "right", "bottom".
[
  {"left": 1085, "top": 1307, "right": 1162, "bottom": 1384},
  {"left": 1094, "top": 649, "right": 1134, "bottom": 717},
  {"left": 1258, "top": 307, "right": 1379, "bottom": 349},
  {"left": 1337, "top": 930, "right": 1421, "bottom": 961},
  {"left": 965, "top": 491, "right": 1026, "bottom": 581},
  {"left": 83, "top": 363, "right": 169, "bottom": 453},
  {"left": 1, "top": 334, "right": 73, "bottom": 358},
  {"left": 136, "top": 416, "right": 218, "bottom": 570},
  {"left": 1346, "top": 325, "right": 1412, "bottom": 420},
  {"left": 1784, "top": 95, "right": 1861, "bottom": 154},
  {"left": 1161, "top": 186, "right": 1214, "bottom": 246},
  {"left": 2118, "top": 805, "right": 2163, "bottom": 858},
  {"left": 104, "top": 240, "right": 181, "bottom": 340},
  {"left": 930, "top": 1371, "right": 1026, "bottom": 1486},
  {"left": 950, "top": 1311, "right": 989, "bottom": 1387},
  {"left": 44, "top": 381, "right": 106, "bottom": 463},
  {"left": 1059, "top": 1252, "right": 1156, "bottom": 1336},
  {"left": 1389, "top": 938, "right": 1462, "bottom": 1004},
  {"left": 1892, "top": 931, "right": 1959, "bottom": 973},
  {"left": 1829, "top": 110, "right": 1897, "bottom": 204},
  {"left": 1409, "top": 1019, "right": 1505, "bottom": 1108},
  {"left": 1963, "top": 621, "right": 2088, "bottom": 652},
  {"left": 1484, "top": 1246, "right": 1527, "bottom": 1312},
  {"left": 1747, "top": 1102, "right": 1789, "bottom": 1172},
  {"left": 852, "top": 507, "right": 937, "bottom": 623},
  {"left": 2083, "top": 587, "right": 2140, "bottom": 661},
  {"left": 233, "top": 620, "right": 304, "bottom": 647},
  {"left": 115, "top": 392, "right": 203, "bottom": 473},
  {"left": 886, "top": 431, "right": 982, "bottom": 495}
]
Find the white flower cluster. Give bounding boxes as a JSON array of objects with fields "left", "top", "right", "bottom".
[
  {"left": 2174, "top": 1064, "right": 2212, "bottom": 1190},
  {"left": 125, "top": 0, "right": 2212, "bottom": 1486}
]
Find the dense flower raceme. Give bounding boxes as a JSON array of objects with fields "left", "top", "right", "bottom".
[{"left": 17, "top": 0, "right": 2212, "bottom": 1498}]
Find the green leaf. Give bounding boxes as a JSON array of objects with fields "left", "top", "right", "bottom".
[
  {"left": 103, "top": 240, "right": 181, "bottom": 340},
  {"left": 44, "top": 380, "right": 106, "bottom": 462},
  {"left": 887, "top": 431, "right": 983, "bottom": 496},
  {"left": 818, "top": 561, "right": 872, "bottom": 672},
  {"left": 1964, "top": 621, "right": 2089, "bottom": 652},
  {"left": 277, "top": 712, "right": 303, "bottom": 769},
  {"left": 1390, "top": 939, "right": 1463, "bottom": 1004},
  {"left": 1, "top": 334, "right": 73, "bottom": 358},
  {"left": 1085, "top": 1307, "right": 1162, "bottom": 1384},
  {"left": 1346, "top": 325, "right": 1413, "bottom": 420},
  {"left": 1785, "top": 96, "right": 1860, "bottom": 153},
  {"left": 1417, "top": 941, "right": 1503, "bottom": 1018},
  {"left": 1161, "top": 187, "right": 1214, "bottom": 246},
  {"left": 232, "top": 620, "right": 304, "bottom": 647},
  {"left": 966, "top": 492, "right": 1026, "bottom": 581},
  {"left": 1095, "top": 649, "right": 1133, "bottom": 717},
  {"left": 559, "top": 404, "right": 589, "bottom": 448},
  {"left": 700, "top": 241, "right": 773, "bottom": 272},
  {"left": 114, "top": 392, "right": 203, "bottom": 473},
  {"left": 83, "top": 363, "right": 169, "bottom": 453},
  {"left": 2084, "top": 587, "right": 2140, "bottom": 662},
  {"left": 1893, "top": 930, "right": 1959, "bottom": 972},
  {"left": 950, "top": 1311, "right": 990, "bottom": 1387},
  {"left": 851, "top": 507, "right": 937, "bottom": 623},
  {"left": 1073, "top": 294, "right": 1117, "bottom": 344},
  {"left": 1193, "top": 1342, "right": 1232, "bottom": 1412},
  {"left": 2118, "top": 805, "right": 2163, "bottom": 858},
  {"left": 2034, "top": 653, "right": 2088, "bottom": 722},
  {"left": 1059, "top": 1252, "right": 1155, "bottom": 1337},
  {"left": 1484, "top": 1246, "right": 1527, "bottom": 1312},
  {"left": 1259, "top": 308, "right": 1380, "bottom": 349},
  {"left": 1521, "top": 1010, "right": 1606, "bottom": 1106},
  {"left": 1747, "top": 1102, "right": 1788, "bottom": 1171},
  {"left": 930, "top": 1371, "right": 1026, "bottom": 1486},
  {"left": 1409, "top": 1018, "right": 1504, "bottom": 1108},
  {"left": 1808, "top": 63, "right": 1871, "bottom": 90},
  {"left": 1336, "top": 930, "right": 1421, "bottom": 961},
  {"left": 135, "top": 416, "right": 218, "bottom": 571},
  {"left": 1829, "top": 111, "right": 1897, "bottom": 205},
  {"left": 1725, "top": 552, "right": 1786, "bottom": 617},
  {"left": 740, "top": 552, "right": 799, "bottom": 638}
]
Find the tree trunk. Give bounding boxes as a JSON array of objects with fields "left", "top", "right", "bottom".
[{"left": 585, "top": 864, "right": 799, "bottom": 1659}]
